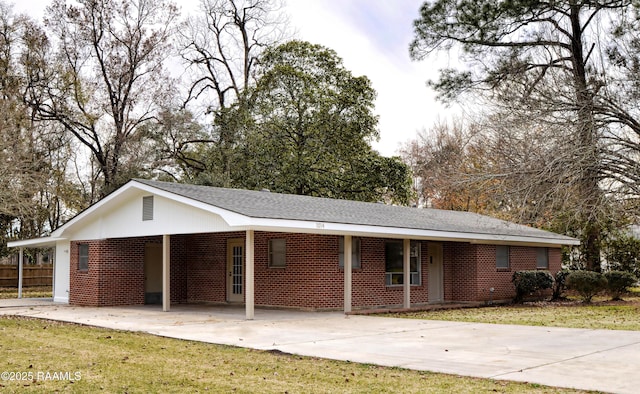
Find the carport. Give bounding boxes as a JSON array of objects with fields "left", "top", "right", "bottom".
[{"left": 8, "top": 237, "right": 62, "bottom": 300}]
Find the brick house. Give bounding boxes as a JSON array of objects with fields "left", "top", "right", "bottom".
[{"left": 9, "top": 179, "right": 579, "bottom": 318}]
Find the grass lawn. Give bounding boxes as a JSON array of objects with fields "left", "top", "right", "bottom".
[
  {"left": 392, "top": 289, "right": 640, "bottom": 331},
  {"left": 0, "top": 316, "right": 589, "bottom": 393},
  {"left": 0, "top": 286, "right": 52, "bottom": 299}
]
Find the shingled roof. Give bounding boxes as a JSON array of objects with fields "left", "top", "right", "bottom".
[{"left": 134, "top": 179, "right": 577, "bottom": 245}]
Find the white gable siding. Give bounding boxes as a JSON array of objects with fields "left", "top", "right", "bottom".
[{"left": 67, "top": 191, "right": 233, "bottom": 240}]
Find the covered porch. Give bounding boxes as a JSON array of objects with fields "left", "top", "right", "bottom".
[{"left": 64, "top": 230, "right": 425, "bottom": 320}]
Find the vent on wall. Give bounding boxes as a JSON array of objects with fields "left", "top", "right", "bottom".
[{"left": 142, "top": 196, "right": 154, "bottom": 221}]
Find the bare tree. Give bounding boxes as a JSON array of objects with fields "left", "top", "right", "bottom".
[
  {"left": 400, "top": 120, "right": 495, "bottom": 211},
  {"left": 0, "top": 3, "right": 80, "bottom": 254},
  {"left": 402, "top": 111, "right": 629, "bottom": 267},
  {"left": 23, "top": 0, "right": 179, "bottom": 199},
  {"left": 176, "top": 0, "right": 288, "bottom": 185}
]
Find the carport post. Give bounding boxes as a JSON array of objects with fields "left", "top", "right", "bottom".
[
  {"left": 18, "top": 247, "right": 24, "bottom": 299},
  {"left": 245, "top": 230, "right": 255, "bottom": 320},
  {"left": 343, "top": 235, "right": 352, "bottom": 313},
  {"left": 403, "top": 239, "right": 410, "bottom": 309},
  {"left": 162, "top": 234, "right": 170, "bottom": 312}
]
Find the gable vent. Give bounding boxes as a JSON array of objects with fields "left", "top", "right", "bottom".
[{"left": 142, "top": 196, "right": 154, "bottom": 221}]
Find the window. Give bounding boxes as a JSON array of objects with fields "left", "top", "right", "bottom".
[
  {"left": 385, "top": 241, "right": 421, "bottom": 286},
  {"left": 536, "top": 247, "right": 549, "bottom": 269},
  {"left": 142, "top": 196, "right": 154, "bottom": 221},
  {"left": 496, "top": 245, "right": 510, "bottom": 269},
  {"left": 78, "top": 244, "right": 89, "bottom": 271},
  {"left": 339, "top": 237, "right": 361, "bottom": 269},
  {"left": 269, "top": 239, "right": 286, "bottom": 267}
]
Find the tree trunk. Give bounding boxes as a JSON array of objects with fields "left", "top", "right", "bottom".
[{"left": 570, "top": 5, "right": 601, "bottom": 271}]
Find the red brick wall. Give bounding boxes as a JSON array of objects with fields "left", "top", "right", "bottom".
[
  {"left": 444, "top": 244, "right": 563, "bottom": 302},
  {"left": 69, "top": 240, "right": 102, "bottom": 306},
  {"left": 549, "top": 248, "right": 561, "bottom": 272},
  {"left": 475, "top": 245, "right": 529, "bottom": 301},
  {"left": 185, "top": 232, "right": 244, "bottom": 303},
  {"left": 255, "top": 234, "right": 433, "bottom": 309},
  {"left": 171, "top": 235, "right": 188, "bottom": 303},
  {"left": 256, "top": 234, "right": 429, "bottom": 309},
  {"left": 69, "top": 232, "right": 564, "bottom": 308},
  {"left": 70, "top": 236, "right": 188, "bottom": 306},
  {"left": 445, "top": 243, "right": 562, "bottom": 301},
  {"left": 443, "top": 242, "right": 478, "bottom": 301}
]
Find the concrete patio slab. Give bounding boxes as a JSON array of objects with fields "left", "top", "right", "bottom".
[{"left": 0, "top": 301, "right": 638, "bottom": 393}]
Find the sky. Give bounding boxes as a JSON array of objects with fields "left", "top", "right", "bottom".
[{"left": 14, "top": 0, "right": 452, "bottom": 157}]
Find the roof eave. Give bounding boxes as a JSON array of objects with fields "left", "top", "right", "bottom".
[
  {"left": 239, "top": 218, "right": 580, "bottom": 247},
  {"left": 7, "top": 237, "right": 67, "bottom": 248}
]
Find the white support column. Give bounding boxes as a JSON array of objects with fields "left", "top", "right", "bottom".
[
  {"left": 403, "top": 239, "right": 410, "bottom": 309},
  {"left": 162, "top": 234, "right": 171, "bottom": 312},
  {"left": 344, "top": 235, "right": 352, "bottom": 314},
  {"left": 18, "top": 247, "right": 24, "bottom": 299},
  {"left": 50, "top": 247, "right": 56, "bottom": 301},
  {"left": 245, "top": 230, "right": 255, "bottom": 320}
]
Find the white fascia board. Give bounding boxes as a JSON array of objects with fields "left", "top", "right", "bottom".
[
  {"left": 241, "top": 218, "right": 580, "bottom": 247},
  {"left": 51, "top": 181, "right": 250, "bottom": 237},
  {"left": 50, "top": 182, "right": 138, "bottom": 237},
  {"left": 8, "top": 237, "right": 66, "bottom": 248}
]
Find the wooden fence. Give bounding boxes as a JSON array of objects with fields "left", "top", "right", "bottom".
[{"left": 0, "top": 265, "right": 53, "bottom": 287}]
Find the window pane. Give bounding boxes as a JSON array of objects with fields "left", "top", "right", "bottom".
[
  {"left": 410, "top": 242, "right": 420, "bottom": 272},
  {"left": 536, "top": 248, "right": 548, "bottom": 268},
  {"left": 269, "top": 239, "right": 286, "bottom": 267},
  {"left": 385, "top": 241, "right": 403, "bottom": 272},
  {"left": 496, "top": 245, "right": 509, "bottom": 269},
  {"left": 385, "top": 241, "right": 421, "bottom": 285},
  {"left": 78, "top": 244, "right": 89, "bottom": 270}
]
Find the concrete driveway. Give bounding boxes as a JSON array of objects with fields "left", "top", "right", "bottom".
[{"left": 1, "top": 300, "right": 639, "bottom": 393}]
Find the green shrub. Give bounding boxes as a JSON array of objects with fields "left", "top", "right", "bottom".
[
  {"left": 602, "top": 234, "right": 640, "bottom": 278},
  {"left": 512, "top": 270, "right": 554, "bottom": 303},
  {"left": 604, "top": 271, "right": 637, "bottom": 300},
  {"left": 566, "top": 271, "right": 607, "bottom": 303},
  {"left": 552, "top": 270, "right": 571, "bottom": 300}
]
